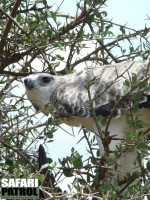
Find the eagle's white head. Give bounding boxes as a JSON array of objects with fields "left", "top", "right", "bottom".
[{"left": 24, "top": 73, "right": 62, "bottom": 114}]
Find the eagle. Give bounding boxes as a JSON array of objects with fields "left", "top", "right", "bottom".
[{"left": 24, "top": 60, "right": 150, "bottom": 188}]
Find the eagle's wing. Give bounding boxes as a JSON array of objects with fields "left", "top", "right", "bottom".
[
  {"left": 51, "top": 60, "right": 150, "bottom": 120},
  {"left": 49, "top": 61, "right": 150, "bottom": 160}
]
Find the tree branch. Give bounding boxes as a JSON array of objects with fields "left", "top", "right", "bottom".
[
  {"left": 0, "top": 47, "right": 35, "bottom": 71},
  {"left": 0, "top": 7, "right": 26, "bottom": 34},
  {"left": 70, "top": 27, "right": 150, "bottom": 68},
  {"left": 0, "top": 140, "right": 36, "bottom": 171},
  {"left": 0, "top": 0, "right": 21, "bottom": 53},
  {"left": 50, "top": 6, "right": 95, "bottom": 42}
]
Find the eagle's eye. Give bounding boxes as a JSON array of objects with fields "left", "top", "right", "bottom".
[{"left": 42, "top": 76, "right": 51, "bottom": 84}]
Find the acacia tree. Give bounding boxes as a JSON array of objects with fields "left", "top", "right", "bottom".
[{"left": 0, "top": 0, "right": 150, "bottom": 199}]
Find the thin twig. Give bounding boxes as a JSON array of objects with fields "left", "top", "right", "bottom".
[
  {"left": 70, "top": 27, "right": 150, "bottom": 68},
  {"left": 0, "top": 7, "right": 26, "bottom": 34},
  {"left": 0, "top": 140, "right": 36, "bottom": 170},
  {"left": 0, "top": 0, "right": 21, "bottom": 53}
]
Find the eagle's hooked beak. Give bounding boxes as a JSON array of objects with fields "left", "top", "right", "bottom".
[{"left": 24, "top": 78, "right": 34, "bottom": 90}]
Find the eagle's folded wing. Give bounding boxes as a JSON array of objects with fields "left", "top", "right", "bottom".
[{"left": 51, "top": 60, "right": 150, "bottom": 120}]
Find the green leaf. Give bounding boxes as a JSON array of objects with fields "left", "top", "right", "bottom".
[
  {"left": 36, "top": 174, "right": 45, "bottom": 184},
  {"left": 43, "top": 11, "right": 48, "bottom": 21},
  {"left": 88, "top": 14, "right": 95, "bottom": 23},
  {"left": 137, "top": 142, "right": 147, "bottom": 149},
  {"left": 139, "top": 80, "right": 148, "bottom": 89},
  {"left": 42, "top": 0, "right": 47, "bottom": 6},
  {"left": 47, "top": 158, "right": 53, "bottom": 164},
  {"left": 87, "top": 174, "right": 90, "bottom": 183},
  {"left": 101, "top": 117, "right": 107, "bottom": 127},
  {"left": 50, "top": 11, "right": 57, "bottom": 23},
  {"left": 142, "top": 27, "right": 149, "bottom": 37},
  {"left": 63, "top": 168, "right": 74, "bottom": 177},
  {"left": 71, "top": 147, "right": 75, "bottom": 153},
  {"left": 124, "top": 79, "right": 130, "bottom": 88},
  {"left": 72, "top": 153, "right": 83, "bottom": 168},
  {"left": 129, "top": 46, "right": 134, "bottom": 53},
  {"left": 120, "top": 26, "right": 126, "bottom": 34},
  {"left": 5, "top": 159, "right": 13, "bottom": 166},
  {"left": 44, "top": 131, "right": 54, "bottom": 139},
  {"left": 104, "top": 24, "right": 112, "bottom": 34},
  {"left": 99, "top": 181, "right": 111, "bottom": 192},
  {"left": 96, "top": 149, "right": 100, "bottom": 157},
  {"left": 56, "top": 54, "right": 64, "bottom": 60},
  {"left": 131, "top": 73, "right": 137, "bottom": 83}
]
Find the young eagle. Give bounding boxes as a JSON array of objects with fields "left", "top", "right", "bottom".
[{"left": 24, "top": 60, "right": 150, "bottom": 185}]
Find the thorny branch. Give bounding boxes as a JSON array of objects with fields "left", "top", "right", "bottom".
[
  {"left": 39, "top": 186, "right": 103, "bottom": 200},
  {"left": 0, "top": 0, "right": 21, "bottom": 53},
  {"left": 0, "top": 140, "right": 36, "bottom": 170},
  {"left": 0, "top": 0, "right": 149, "bottom": 75},
  {"left": 70, "top": 27, "right": 150, "bottom": 68},
  {"left": 50, "top": 6, "right": 95, "bottom": 41},
  {"left": 0, "top": 47, "right": 35, "bottom": 71},
  {"left": 66, "top": 22, "right": 87, "bottom": 69},
  {"left": 104, "top": 74, "right": 150, "bottom": 135},
  {"left": 0, "top": 1, "right": 100, "bottom": 73}
]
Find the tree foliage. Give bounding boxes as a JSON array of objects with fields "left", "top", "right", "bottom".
[{"left": 0, "top": 0, "right": 150, "bottom": 199}]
